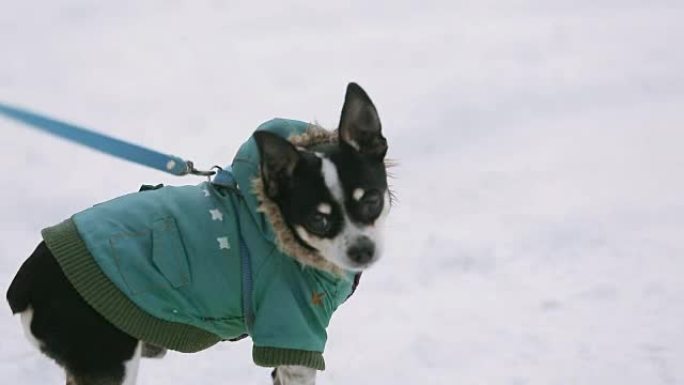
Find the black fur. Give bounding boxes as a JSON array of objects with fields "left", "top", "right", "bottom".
[
  {"left": 339, "top": 82, "right": 387, "bottom": 159},
  {"left": 7, "top": 242, "right": 138, "bottom": 383},
  {"left": 331, "top": 144, "right": 388, "bottom": 225},
  {"left": 253, "top": 131, "right": 302, "bottom": 199}
]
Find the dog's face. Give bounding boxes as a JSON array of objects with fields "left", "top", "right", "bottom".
[{"left": 254, "top": 83, "right": 389, "bottom": 272}]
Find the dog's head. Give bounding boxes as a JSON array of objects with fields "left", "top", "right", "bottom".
[{"left": 254, "top": 83, "right": 389, "bottom": 272}]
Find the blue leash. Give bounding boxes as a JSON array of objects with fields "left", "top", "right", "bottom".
[
  {"left": 0, "top": 102, "right": 214, "bottom": 177},
  {"left": 0, "top": 101, "right": 256, "bottom": 333}
]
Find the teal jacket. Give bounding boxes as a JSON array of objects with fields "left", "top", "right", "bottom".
[{"left": 41, "top": 119, "right": 355, "bottom": 370}]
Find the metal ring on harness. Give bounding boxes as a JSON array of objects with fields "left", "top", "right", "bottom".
[{"left": 184, "top": 161, "right": 217, "bottom": 177}]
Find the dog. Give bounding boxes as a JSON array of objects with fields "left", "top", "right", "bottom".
[{"left": 6, "top": 82, "right": 390, "bottom": 385}]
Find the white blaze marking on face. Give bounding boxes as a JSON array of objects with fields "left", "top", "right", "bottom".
[
  {"left": 321, "top": 158, "right": 344, "bottom": 200},
  {"left": 353, "top": 188, "right": 365, "bottom": 201},
  {"left": 20, "top": 307, "right": 41, "bottom": 349},
  {"left": 318, "top": 203, "right": 332, "bottom": 215}
]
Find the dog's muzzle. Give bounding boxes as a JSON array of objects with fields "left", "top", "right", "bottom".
[{"left": 347, "top": 236, "right": 375, "bottom": 265}]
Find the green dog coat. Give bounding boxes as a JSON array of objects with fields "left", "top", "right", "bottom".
[{"left": 41, "top": 119, "right": 355, "bottom": 370}]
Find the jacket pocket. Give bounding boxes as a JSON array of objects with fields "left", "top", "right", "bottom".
[
  {"left": 110, "top": 217, "right": 191, "bottom": 295},
  {"left": 151, "top": 217, "right": 191, "bottom": 289}
]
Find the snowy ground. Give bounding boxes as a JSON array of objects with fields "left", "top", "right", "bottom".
[{"left": 1, "top": 1, "right": 683, "bottom": 384}]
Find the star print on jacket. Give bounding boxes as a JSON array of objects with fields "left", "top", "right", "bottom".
[
  {"left": 217, "top": 236, "right": 230, "bottom": 250},
  {"left": 209, "top": 209, "right": 224, "bottom": 221},
  {"left": 311, "top": 291, "right": 326, "bottom": 306}
]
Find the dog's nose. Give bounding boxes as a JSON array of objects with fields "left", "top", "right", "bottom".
[{"left": 347, "top": 236, "right": 375, "bottom": 265}]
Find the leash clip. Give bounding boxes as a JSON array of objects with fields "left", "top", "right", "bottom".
[{"left": 185, "top": 161, "right": 216, "bottom": 177}]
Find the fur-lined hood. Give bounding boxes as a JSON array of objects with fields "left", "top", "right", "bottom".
[{"left": 230, "top": 118, "right": 344, "bottom": 275}]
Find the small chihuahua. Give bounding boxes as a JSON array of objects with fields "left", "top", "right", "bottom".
[{"left": 7, "top": 83, "right": 390, "bottom": 385}]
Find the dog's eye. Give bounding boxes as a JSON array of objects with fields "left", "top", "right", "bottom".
[
  {"left": 306, "top": 213, "right": 332, "bottom": 236},
  {"left": 360, "top": 190, "right": 383, "bottom": 219}
]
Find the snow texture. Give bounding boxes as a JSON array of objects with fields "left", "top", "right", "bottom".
[{"left": 1, "top": 1, "right": 683, "bottom": 384}]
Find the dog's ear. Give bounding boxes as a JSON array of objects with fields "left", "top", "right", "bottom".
[
  {"left": 254, "top": 131, "right": 300, "bottom": 198},
  {"left": 338, "top": 82, "right": 387, "bottom": 159}
]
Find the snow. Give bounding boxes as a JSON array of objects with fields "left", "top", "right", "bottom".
[{"left": 1, "top": 1, "right": 683, "bottom": 384}]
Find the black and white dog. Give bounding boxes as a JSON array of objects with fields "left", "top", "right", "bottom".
[{"left": 6, "top": 83, "right": 390, "bottom": 385}]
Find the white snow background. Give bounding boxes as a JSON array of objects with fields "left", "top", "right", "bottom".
[{"left": 1, "top": 1, "right": 683, "bottom": 384}]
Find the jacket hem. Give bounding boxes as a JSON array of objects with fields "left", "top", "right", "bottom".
[
  {"left": 252, "top": 346, "right": 325, "bottom": 370},
  {"left": 41, "top": 219, "right": 222, "bottom": 353}
]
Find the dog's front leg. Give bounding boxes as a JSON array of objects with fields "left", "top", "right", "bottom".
[{"left": 271, "top": 365, "right": 316, "bottom": 385}]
